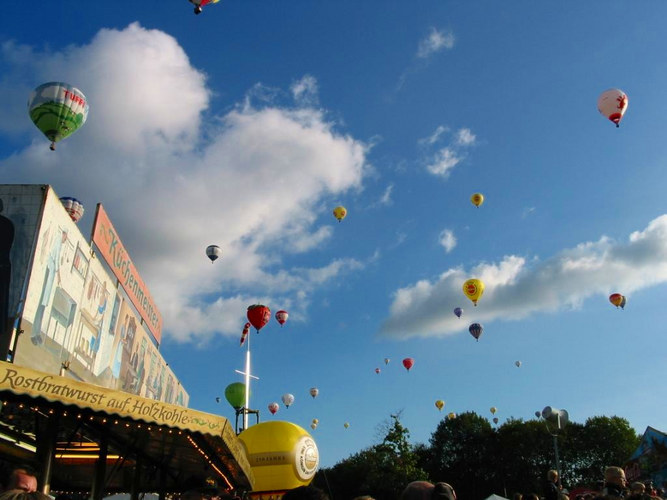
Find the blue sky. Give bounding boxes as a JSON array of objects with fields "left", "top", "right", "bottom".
[{"left": 2, "top": 1, "right": 667, "bottom": 468}]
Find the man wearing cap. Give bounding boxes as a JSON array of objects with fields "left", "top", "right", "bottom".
[
  {"left": 603, "top": 466, "right": 628, "bottom": 498},
  {"left": 400, "top": 481, "right": 456, "bottom": 500}
]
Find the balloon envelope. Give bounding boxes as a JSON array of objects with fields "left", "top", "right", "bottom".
[
  {"left": 384, "top": 358, "right": 390, "bottom": 365},
  {"left": 597, "top": 88, "right": 628, "bottom": 127},
  {"left": 453, "top": 307, "right": 463, "bottom": 318},
  {"left": 447, "top": 412, "right": 456, "bottom": 420},
  {"left": 375, "top": 368, "right": 380, "bottom": 374},
  {"left": 28, "top": 82, "right": 89, "bottom": 150},
  {"left": 224, "top": 382, "right": 247, "bottom": 409},
  {"left": 309, "top": 388, "right": 319, "bottom": 399},
  {"left": 493, "top": 417, "right": 499, "bottom": 424},
  {"left": 59, "top": 197, "right": 84, "bottom": 222},
  {"left": 282, "top": 393, "right": 295, "bottom": 408},
  {"left": 435, "top": 400, "right": 445, "bottom": 411},
  {"left": 247, "top": 304, "right": 271, "bottom": 332},
  {"left": 515, "top": 360, "right": 521, "bottom": 368},
  {"left": 490, "top": 406, "right": 497, "bottom": 415},
  {"left": 344, "top": 422, "right": 350, "bottom": 429},
  {"left": 471, "top": 193, "right": 484, "bottom": 207},
  {"left": 275, "top": 310, "right": 289, "bottom": 326},
  {"left": 609, "top": 293, "right": 623, "bottom": 308},
  {"left": 206, "top": 245, "right": 222, "bottom": 262},
  {"left": 333, "top": 206, "right": 347, "bottom": 222},
  {"left": 402, "top": 358, "right": 414, "bottom": 371},
  {"left": 469, "top": 323, "right": 483, "bottom": 341},
  {"left": 619, "top": 295, "right": 627, "bottom": 309},
  {"left": 463, "top": 279, "right": 485, "bottom": 306},
  {"left": 268, "top": 402, "right": 279, "bottom": 415}
]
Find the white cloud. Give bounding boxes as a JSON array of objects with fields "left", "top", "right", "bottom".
[
  {"left": 438, "top": 229, "right": 457, "bottom": 253},
  {"left": 291, "top": 75, "right": 319, "bottom": 107},
  {"left": 380, "top": 215, "right": 667, "bottom": 339},
  {"left": 456, "top": 128, "right": 476, "bottom": 146},
  {"left": 422, "top": 126, "right": 477, "bottom": 178},
  {"left": 0, "top": 23, "right": 369, "bottom": 343},
  {"left": 418, "top": 125, "right": 449, "bottom": 146},
  {"left": 426, "top": 147, "right": 463, "bottom": 177},
  {"left": 417, "top": 28, "right": 455, "bottom": 59}
]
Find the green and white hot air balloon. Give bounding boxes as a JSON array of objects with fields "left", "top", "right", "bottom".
[{"left": 28, "top": 82, "right": 89, "bottom": 150}]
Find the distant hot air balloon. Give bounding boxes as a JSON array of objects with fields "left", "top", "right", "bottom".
[
  {"left": 535, "top": 411, "right": 541, "bottom": 418},
  {"left": 463, "top": 279, "right": 485, "bottom": 306},
  {"left": 224, "top": 382, "right": 247, "bottom": 410},
  {"left": 384, "top": 358, "right": 390, "bottom": 365},
  {"left": 375, "top": 368, "right": 381, "bottom": 374},
  {"left": 402, "top": 358, "right": 414, "bottom": 372},
  {"left": 597, "top": 88, "right": 628, "bottom": 127},
  {"left": 247, "top": 304, "right": 271, "bottom": 333},
  {"left": 268, "top": 402, "right": 279, "bottom": 415},
  {"left": 435, "top": 400, "right": 445, "bottom": 411},
  {"left": 28, "top": 82, "right": 89, "bottom": 150},
  {"left": 490, "top": 407, "right": 497, "bottom": 415},
  {"left": 493, "top": 417, "right": 499, "bottom": 425},
  {"left": 309, "top": 388, "right": 319, "bottom": 399},
  {"left": 447, "top": 412, "right": 456, "bottom": 420},
  {"left": 59, "top": 197, "right": 85, "bottom": 222},
  {"left": 310, "top": 423, "right": 317, "bottom": 430},
  {"left": 188, "top": 0, "right": 220, "bottom": 14},
  {"left": 275, "top": 310, "right": 289, "bottom": 326},
  {"left": 469, "top": 323, "right": 483, "bottom": 341},
  {"left": 515, "top": 360, "right": 522, "bottom": 368},
  {"left": 215, "top": 397, "right": 220, "bottom": 403},
  {"left": 454, "top": 307, "right": 463, "bottom": 318},
  {"left": 282, "top": 393, "right": 295, "bottom": 408},
  {"left": 240, "top": 322, "right": 250, "bottom": 346},
  {"left": 471, "top": 193, "right": 484, "bottom": 208},
  {"left": 344, "top": 422, "right": 350, "bottom": 429},
  {"left": 609, "top": 293, "right": 624, "bottom": 308},
  {"left": 619, "top": 295, "right": 627, "bottom": 310},
  {"left": 206, "top": 245, "right": 222, "bottom": 263},
  {"left": 312, "top": 418, "right": 319, "bottom": 425},
  {"left": 333, "top": 206, "right": 347, "bottom": 222}
]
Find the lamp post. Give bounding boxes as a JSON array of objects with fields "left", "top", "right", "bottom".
[{"left": 537, "top": 406, "right": 569, "bottom": 489}]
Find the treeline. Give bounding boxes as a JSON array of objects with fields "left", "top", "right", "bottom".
[{"left": 313, "top": 412, "right": 640, "bottom": 500}]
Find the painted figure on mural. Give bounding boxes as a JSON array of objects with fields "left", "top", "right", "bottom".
[
  {"left": 31, "top": 227, "right": 67, "bottom": 345},
  {"left": 0, "top": 199, "right": 15, "bottom": 338}
]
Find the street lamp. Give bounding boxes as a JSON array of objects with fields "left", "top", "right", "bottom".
[{"left": 538, "top": 406, "right": 569, "bottom": 488}]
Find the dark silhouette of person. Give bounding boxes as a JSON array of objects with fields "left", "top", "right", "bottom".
[{"left": 0, "top": 199, "right": 15, "bottom": 339}]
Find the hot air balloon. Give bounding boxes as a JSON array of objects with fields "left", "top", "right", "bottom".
[
  {"left": 619, "top": 295, "right": 627, "bottom": 310},
  {"left": 471, "top": 193, "right": 484, "bottom": 207},
  {"left": 469, "top": 323, "right": 483, "bottom": 341},
  {"left": 312, "top": 418, "right": 319, "bottom": 425},
  {"left": 268, "top": 402, "right": 279, "bottom": 415},
  {"left": 310, "top": 423, "right": 317, "bottom": 430},
  {"left": 59, "top": 197, "right": 85, "bottom": 222},
  {"left": 282, "top": 393, "right": 295, "bottom": 408},
  {"left": 188, "top": 0, "right": 220, "bottom": 14},
  {"left": 375, "top": 368, "right": 381, "bottom": 374},
  {"left": 515, "top": 360, "right": 521, "bottom": 368},
  {"left": 225, "top": 382, "right": 247, "bottom": 410},
  {"left": 597, "top": 88, "right": 628, "bottom": 127},
  {"left": 493, "top": 417, "right": 499, "bottom": 425},
  {"left": 215, "top": 397, "right": 220, "bottom": 403},
  {"left": 447, "top": 412, "right": 456, "bottom": 420},
  {"left": 28, "top": 82, "right": 89, "bottom": 150},
  {"left": 206, "top": 245, "right": 222, "bottom": 263},
  {"left": 275, "top": 310, "right": 289, "bottom": 326},
  {"left": 435, "top": 400, "right": 445, "bottom": 411},
  {"left": 384, "top": 358, "right": 390, "bottom": 365},
  {"left": 309, "top": 388, "right": 319, "bottom": 399},
  {"left": 333, "top": 206, "right": 347, "bottom": 222},
  {"left": 535, "top": 411, "right": 541, "bottom": 418},
  {"left": 463, "top": 279, "right": 485, "bottom": 306},
  {"left": 490, "top": 407, "right": 497, "bottom": 415},
  {"left": 609, "top": 293, "right": 623, "bottom": 308},
  {"left": 402, "top": 358, "right": 414, "bottom": 372},
  {"left": 344, "top": 422, "right": 350, "bottom": 429},
  {"left": 247, "top": 304, "right": 271, "bottom": 333},
  {"left": 454, "top": 307, "right": 463, "bottom": 318}
]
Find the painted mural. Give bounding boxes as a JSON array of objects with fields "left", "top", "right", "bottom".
[{"left": 6, "top": 185, "right": 187, "bottom": 406}]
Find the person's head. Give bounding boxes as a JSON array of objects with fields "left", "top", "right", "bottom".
[
  {"left": 0, "top": 491, "right": 50, "bottom": 500},
  {"left": 547, "top": 470, "right": 559, "bottom": 483},
  {"left": 512, "top": 493, "right": 523, "bottom": 500},
  {"left": 630, "top": 482, "right": 645, "bottom": 495},
  {"left": 604, "top": 467, "right": 626, "bottom": 488},
  {"left": 281, "top": 485, "right": 329, "bottom": 500},
  {"left": 400, "top": 481, "right": 456, "bottom": 500},
  {"left": 5, "top": 467, "right": 37, "bottom": 493},
  {"left": 352, "top": 496, "right": 375, "bottom": 500}
]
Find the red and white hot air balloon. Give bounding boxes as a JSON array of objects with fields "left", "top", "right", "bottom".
[
  {"left": 597, "top": 88, "right": 628, "bottom": 127},
  {"left": 60, "top": 197, "right": 84, "bottom": 223},
  {"left": 275, "top": 310, "right": 289, "bottom": 326},
  {"left": 247, "top": 304, "right": 271, "bottom": 333},
  {"left": 268, "top": 402, "right": 279, "bottom": 415}
]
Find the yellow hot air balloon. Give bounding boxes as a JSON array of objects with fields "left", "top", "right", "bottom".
[
  {"left": 471, "top": 193, "right": 484, "bottom": 207},
  {"left": 490, "top": 406, "right": 497, "bottom": 415},
  {"left": 435, "top": 400, "right": 445, "bottom": 411},
  {"left": 333, "top": 206, "right": 347, "bottom": 222},
  {"left": 344, "top": 422, "right": 350, "bottom": 429},
  {"left": 463, "top": 279, "right": 485, "bottom": 306},
  {"left": 447, "top": 412, "right": 457, "bottom": 420}
]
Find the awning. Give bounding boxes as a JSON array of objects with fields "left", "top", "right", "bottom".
[{"left": 0, "top": 361, "right": 254, "bottom": 495}]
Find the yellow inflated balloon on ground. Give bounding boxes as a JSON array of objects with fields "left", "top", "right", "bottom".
[
  {"left": 463, "top": 278, "right": 485, "bottom": 306},
  {"left": 238, "top": 421, "right": 319, "bottom": 495},
  {"left": 471, "top": 193, "right": 484, "bottom": 207}
]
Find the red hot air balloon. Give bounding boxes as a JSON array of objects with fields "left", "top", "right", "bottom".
[
  {"left": 609, "top": 293, "right": 623, "bottom": 308},
  {"left": 247, "top": 304, "right": 271, "bottom": 332},
  {"left": 402, "top": 358, "right": 414, "bottom": 371},
  {"left": 268, "top": 402, "right": 279, "bottom": 415},
  {"left": 275, "top": 310, "right": 289, "bottom": 326},
  {"left": 375, "top": 368, "right": 381, "bottom": 374}
]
